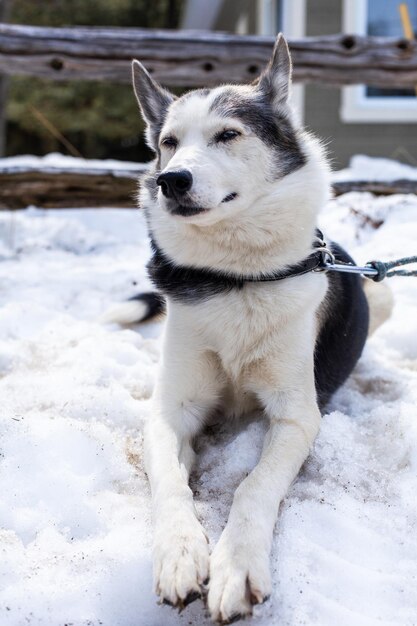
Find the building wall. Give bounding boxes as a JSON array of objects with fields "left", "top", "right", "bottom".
[{"left": 304, "top": 0, "right": 417, "bottom": 168}]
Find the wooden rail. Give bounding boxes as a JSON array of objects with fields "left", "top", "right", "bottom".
[
  {"left": 0, "top": 165, "right": 144, "bottom": 209},
  {"left": 1, "top": 24, "right": 417, "bottom": 87},
  {"left": 332, "top": 180, "right": 417, "bottom": 196},
  {"left": 0, "top": 164, "right": 416, "bottom": 209}
]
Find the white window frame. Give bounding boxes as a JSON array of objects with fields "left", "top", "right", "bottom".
[
  {"left": 341, "top": 0, "right": 417, "bottom": 123},
  {"left": 257, "top": 0, "right": 306, "bottom": 123}
]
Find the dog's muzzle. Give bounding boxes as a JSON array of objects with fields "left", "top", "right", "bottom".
[{"left": 157, "top": 169, "right": 209, "bottom": 217}]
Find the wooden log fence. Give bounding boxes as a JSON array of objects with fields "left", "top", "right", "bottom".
[
  {"left": 0, "top": 164, "right": 416, "bottom": 209},
  {"left": 0, "top": 165, "right": 144, "bottom": 209},
  {"left": 332, "top": 179, "right": 417, "bottom": 196},
  {"left": 0, "top": 24, "right": 417, "bottom": 88}
]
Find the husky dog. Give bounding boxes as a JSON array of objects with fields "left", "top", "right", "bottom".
[{"left": 118, "top": 34, "right": 388, "bottom": 623}]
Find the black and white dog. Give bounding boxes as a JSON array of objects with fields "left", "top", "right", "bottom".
[{"left": 107, "top": 34, "right": 391, "bottom": 624}]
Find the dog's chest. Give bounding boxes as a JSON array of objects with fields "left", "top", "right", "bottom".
[
  {"left": 206, "top": 289, "right": 276, "bottom": 362},
  {"left": 182, "top": 275, "right": 325, "bottom": 379}
]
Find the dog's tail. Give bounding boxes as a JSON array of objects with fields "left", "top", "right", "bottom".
[
  {"left": 99, "top": 292, "right": 166, "bottom": 325},
  {"left": 363, "top": 280, "right": 394, "bottom": 336}
]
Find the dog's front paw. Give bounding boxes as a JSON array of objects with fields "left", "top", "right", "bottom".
[
  {"left": 153, "top": 513, "right": 209, "bottom": 609},
  {"left": 208, "top": 533, "right": 271, "bottom": 623}
]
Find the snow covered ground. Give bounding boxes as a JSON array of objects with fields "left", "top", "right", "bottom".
[{"left": 1, "top": 157, "right": 417, "bottom": 626}]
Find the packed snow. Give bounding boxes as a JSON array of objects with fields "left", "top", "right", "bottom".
[
  {"left": 0, "top": 152, "right": 142, "bottom": 173},
  {"left": 333, "top": 154, "right": 417, "bottom": 182},
  {"left": 1, "top": 156, "right": 417, "bottom": 626}
]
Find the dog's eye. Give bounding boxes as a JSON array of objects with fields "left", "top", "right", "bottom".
[
  {"left": 161, "top": 136, "right": 178, "bottom": 149},
  {"left": 215, "top": 129, "right": 241, "bottom": 143}
]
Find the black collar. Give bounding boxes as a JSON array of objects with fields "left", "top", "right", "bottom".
[{"left": 147, "top": 230, "right": 326, "bottom": 303}]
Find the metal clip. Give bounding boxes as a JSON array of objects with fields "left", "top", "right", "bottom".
[
  {"left": 313, "top": 246, "right": 336, "bottom": 271},
  {"left": 323, "top": 261, "right": 379, "bottom": 278}
]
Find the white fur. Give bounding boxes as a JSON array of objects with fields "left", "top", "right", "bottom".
[
  {"left": 134, "top": 38, "right": 336, "bottom": 623},
  {"left": 98, "top": 300, "right": 148, "bottom": 325}
]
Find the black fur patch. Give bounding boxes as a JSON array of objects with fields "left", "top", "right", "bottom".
[
  {"left": 314, "top": 242, "right": 369, "bottom": 410},
  {"left": 209, "top": 88, "right": 305, "bottom": 178},
  {"left": 147, "top": 238, "right": 323, "bottom": 303},
  {"left": 147, "top": 239, "right": 246, "bottom": 302}
]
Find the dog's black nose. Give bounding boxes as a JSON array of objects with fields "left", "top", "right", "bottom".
[{"left": 156, "top": 170, "right": 193, "bottom": 198}]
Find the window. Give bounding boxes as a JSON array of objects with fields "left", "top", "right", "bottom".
[
  {"left": 258, "top": 0, "right": 284, "bottom": 36},
  {"left": 342, "top": 0, "right": 417, "bottom": 122},
  {"left": 257, "top": 0, "right": 307, "bottom": 122}
]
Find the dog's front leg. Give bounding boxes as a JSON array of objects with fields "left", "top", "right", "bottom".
[
  {"left": 145, "top": 322, "right": 222, "bottom": 608},
  {"left": 208, "top": 350, "right": 321, "bottom": 623}
]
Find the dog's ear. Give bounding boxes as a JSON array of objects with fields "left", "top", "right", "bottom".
[
  {"left": 257, "top": 33, "right": 292, "bottom": 110},
  {"left": 132, "top": 60, "right": 175, "bottom": 148}
]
